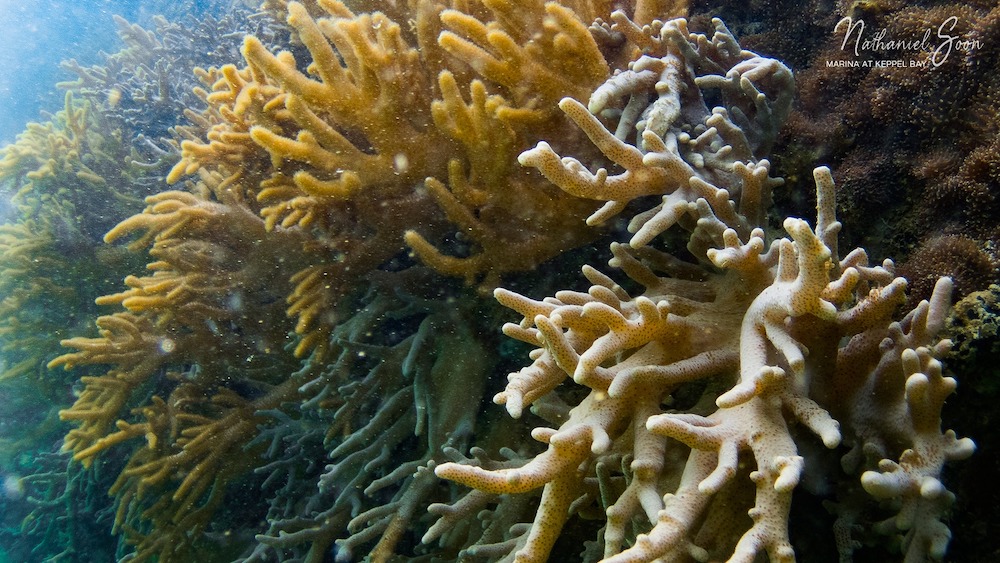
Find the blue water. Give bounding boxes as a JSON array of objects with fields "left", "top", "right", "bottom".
[{"left": 0, "top": 0, "right": 232, "bottom": 144}]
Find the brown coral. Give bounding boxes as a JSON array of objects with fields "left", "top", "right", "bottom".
[
  {"left": 772, "top": 1, "right": 1000, "bottom": 295},
  {"left": 897, "top": 234, "right": 998, "bottom": 304},
  {"left": 166, "top": 0, "right": 622, "bottom": 359}
]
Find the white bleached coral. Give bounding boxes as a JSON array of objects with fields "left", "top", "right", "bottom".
[{"left": 431, "top": 13, "right": 972, "bottom": 563}]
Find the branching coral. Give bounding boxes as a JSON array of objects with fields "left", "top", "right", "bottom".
[
  {"left": 0, "top": 92, "right": 151, "bottom": 395},
  {"left": 7, "top": 1, "right": 978, "bottom": 562},
  {"left": 0, "top": 451, "right": 118, "bottom": 562},
  {"left": 432, "top": 14, "right": 973, "bottom": 562},
  {"left": 46, "top": 167, "right": 317, "bottom": 560},
  {"left": 0, "top": 10, "right": 313, "bottom": 560},
  {"left": 49, "top": 1, "right": 668, "bottom": 558},
  {"left": 58, "top": 7, "right": 292, "bottom": 184},
  {"left": 0, "top": 5, "right": 288, "bottom": 394},
  {"left": 243, "top": 274, "right": 493, "bottom": 562},
  {"left": 166, "top": 0, "right": 641, "bottom": 358}
]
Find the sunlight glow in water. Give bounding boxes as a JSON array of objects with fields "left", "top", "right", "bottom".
[{"left": 1, "top": 475, "right": 23, "bottom": 500}]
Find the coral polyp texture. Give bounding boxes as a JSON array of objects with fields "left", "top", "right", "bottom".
[
  {"left": 432, "top": 15, "right": 973, "bottom": 563},
  {"left": 773, "top": 1, "right": 1000, "bottom": 304}
]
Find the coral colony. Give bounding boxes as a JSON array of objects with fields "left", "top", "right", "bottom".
[
  {"left": 0, "top": 1, "right": 980, "bottom": 562},
  {"left": 435, "top": 14, "right": 973, "bottom": 562}
]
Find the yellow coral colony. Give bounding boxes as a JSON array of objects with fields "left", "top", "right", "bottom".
[
  {"left": 0, "top": 92, "right": 148, "bottom": 390},
  {"left": 432, "top": 13, "right": 973, "bottom": 563},
  {"left": 165, "top": 0, "right": 623, "bottom": 359},
  {"left": 45, "top": 1, "right": 695, "bottom": 560}
]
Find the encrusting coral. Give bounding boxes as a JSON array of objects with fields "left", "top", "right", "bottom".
[{"left": 432, "top": 13, "right": 973, "bottom": 563}]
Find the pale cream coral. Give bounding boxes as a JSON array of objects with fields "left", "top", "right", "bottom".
[{"left": 433, "top": 11, "right": 972, "bottom": 563}]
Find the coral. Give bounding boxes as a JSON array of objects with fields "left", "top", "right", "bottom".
[
  {"left": 946, "top": 284, "right": 1000, "bottom": 369},
  {"left": 4, "top": 452, "right": 119, "bottom": 562},
  {"left": 0, "top": 5, "right": 287, "bottom": 391},
  {"left": 165, "top": 0, "right": 633, "bottom": 358},
  {"left": 0, "top": 92, "right": 151, "bottom": 237},
  {"left": 773, "top": 1, "right": 1000, "bottom": 297},
  {"left": 58, "top": 7, "right": 293, "bottom": 186},
  {"left": 1, "top": 1, "right": 981, "bottom": 562},
  {"left": 686, "top": 2, "right": 1000, "bottom": 554},
  {"left": 432, "top": 14, "right": 973, "bottom": 562},
  {"left": 244, "top": 274, "right": 493, "bottom": 562},
  {"left": 0, "top": 16, "right": 296, "bottom": 559},
  {"left": 49, "top": 169, "right": 312, "bottom": 560},
  {"left": 0, "top": 9, "right": 308, "bottom": 560},
  {"left": 0, "top": 92, "right": 149, "bottom": 392},
  {"left": 937, "top": 284, "right": 1000, "bottom": 561},
  {"left": 898, "top": 235, "right": 998, "bottom": 305},
  {"left": 45, "top": 1, "right": 687, "bottom": 560}
]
